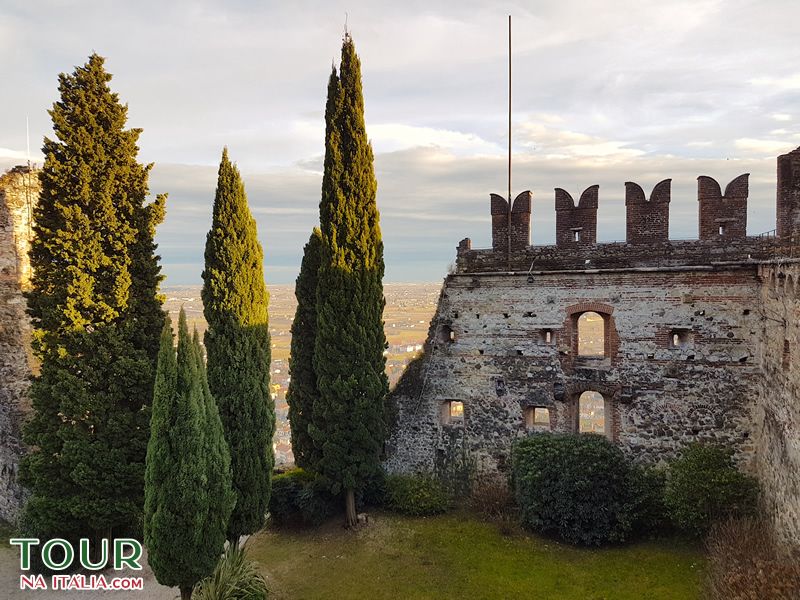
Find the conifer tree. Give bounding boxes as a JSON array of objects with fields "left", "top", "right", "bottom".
[
  {"left": 312, "top": 35, "right": 389, "bottom": 527},
  {"left": 202, "top": 148, "right": 273, "bottom": 542},
  {"left": 20, "top": 54, "right": 165, "bottom": 543},
  {"left": 287, "top": 228, "right": 323, "bottom": 469},
  {"left": 192, "top": 329, "right": 235, "bottom": 554},
  {"left": 144, "top": 311, "right": 234, "bottom": 600}
]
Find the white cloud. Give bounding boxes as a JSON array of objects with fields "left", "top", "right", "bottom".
[
  {"left": 772, "top": 114, "right": 793, "bottom": 122},
  {"left": 734, "top": 138, "right": 797, "bottom": 156},
  {"left": 751, "top": 74, "right": 800, "bottom": 91},
  {"left": 367, "top": 123, "right": 501, "bottom": 155}
]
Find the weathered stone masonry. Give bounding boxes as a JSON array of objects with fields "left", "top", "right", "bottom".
[
  {"left": 0, "top": 167, "right": 39, "bottom": 522},
  {"left": 386, "top": 148, "right": 800, "bottom": 549}
]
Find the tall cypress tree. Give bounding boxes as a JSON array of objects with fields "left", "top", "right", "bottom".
[
  {"left": 20, "top": 54, "right": 165, "bottom": 543},
  {"left": 202, "top": 148, "right": 273, "bottom": 542},
  {"left": 312, "top": 35, "right": 388, "bottom": 527},
  {"left": 144, "top": 311, "right": 234, "bottom": 600},
  {"left": 287, "top": 228, "right": 323, "bottom": 469}
]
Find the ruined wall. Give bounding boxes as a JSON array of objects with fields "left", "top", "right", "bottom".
[
  {"left": 385, "top": 267, "right": 761, "bottom": 481},
  {"left": 754, "top": 262, "right": 800, "bottom": 548},
  {"left": 0, "top": 167, "right": 39, "bottom": 522}
]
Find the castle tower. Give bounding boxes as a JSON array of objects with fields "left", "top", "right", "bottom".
[
  {"left": 777, "top": 147, "right": 800, "bottom": 240},
  {"left": 625, "top": 179, "right": 671, "bottom": 244},
  {"left": 697, "top": 174, "right": 749, "bottom": 240},
  {"left": 0, "top": 166, "right": 40, "bottom": 521}
]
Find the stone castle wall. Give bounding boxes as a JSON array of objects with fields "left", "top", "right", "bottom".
[
  {"left": 0, "top": 167, "right": 39, "bottom": 522},
  {"left": 754, "top": 262, "right": 800, "bottom": 548},
  {"left": 387, "top": 148, "right": 800, "bottom": 550},
  {"left": 385, "top": 266, "right": 761, "bottom": 476}
]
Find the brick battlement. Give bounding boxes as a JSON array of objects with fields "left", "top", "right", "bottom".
[
  {"left": 457, "top": 237, "right": 780, "bottom": 274},
  {"left": 469, "top": 148, "right": 800, "bottom": 274}
]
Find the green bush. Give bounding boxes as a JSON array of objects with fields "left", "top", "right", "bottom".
[
  {"left": 627, "top": 465, "right": 669, "bottom": 535},
  {"left": 192, "top": 544, "right": 268, "bottom": 600},
  {"left": 384, "top": 474, "right": 450, "bottom": 516},
  {"left": 664, "top": 444, "right": 759, "bottom": 536},
  {"left": 269, "top": 468, "right": 337, "bottom": 526},
  {"left": 512, "top": 434, "right": 645, "bottom": 546}
]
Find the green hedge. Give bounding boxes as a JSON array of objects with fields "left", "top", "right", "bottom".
[
  {"left": 664, "top": 443, "right": 759, "bottom": 536},
  {"left": 384, "top": 474, "right": 450, "bottom": 516},
  {"left": 512, "top": 434, "right": 654, "bottom": 545}
]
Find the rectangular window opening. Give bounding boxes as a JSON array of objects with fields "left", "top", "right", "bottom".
[
  {"left": 670, "top": 328, "right": 692, "bottom": 349},
  {"left": 525, "top": 407, "right": 550, "bottom": 430},
  {"left": 441, "top": 401, "right": 464, "bottom": 425}
]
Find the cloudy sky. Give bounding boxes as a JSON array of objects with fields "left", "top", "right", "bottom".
[{"left": 1, "top": 0, "right": 799, "bottom": 284}]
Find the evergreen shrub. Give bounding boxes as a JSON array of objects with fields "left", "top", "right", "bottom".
[
  {"left": 512, "top": 434, "right": 647, "bottom": 545},
  {"left": 268, "top": 469, "right": 337, "bottom": 526},
  {"left": 664, "top": 443, "right": 759, "bottom": 536},
  {"left": 384, "top": 474, "right": 450, "bottom": 516}
]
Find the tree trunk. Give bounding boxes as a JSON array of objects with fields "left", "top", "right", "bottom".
[
  {"left": 345, "top": 488, "right": 357, "bottom": 528},
  {"left": 92, "top": 527, "right": 111, "bottom": 569},
  {"left": 180, "top": 586, "right": 192, "bottom": 600}
]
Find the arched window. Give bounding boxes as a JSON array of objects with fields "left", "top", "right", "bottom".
[
  {"left": 577, "top": 312, "right": 605, "bottom": 357},
  {"left": 578, "top": 391, "right": 606, "bottom": 435}
]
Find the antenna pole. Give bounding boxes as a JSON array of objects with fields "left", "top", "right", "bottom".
[
  {"left": 26, "top": 115, "right": 31, "bottom": 168},
  {"left": 507, "top": 15, "right": 512, "bottom": 263},
  {"left": 508, "top": 14, "right": 512, "bottom": 204}
]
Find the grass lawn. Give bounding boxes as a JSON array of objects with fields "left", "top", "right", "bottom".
[{"left": 249, "top": 511, "right": 705, "bottom": 600}]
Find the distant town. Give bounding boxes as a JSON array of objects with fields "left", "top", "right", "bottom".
[{"left": 163, "top": 282, "right": 442, "bottom": 466}]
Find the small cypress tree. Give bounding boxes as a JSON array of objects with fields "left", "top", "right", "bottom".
[
  {"left": 144, "top": 310, "right": 233, "bottom": 600},
  {"left": 287, "top": 228, "right": 323, "bottom": 469},
  {"left": 202, "top": 148, "right": 273, "bottom": 542},
  {"left": 193, "top": 329, "right": 236, "bottom": 554},
  {"left": 20, "top": 53, "right": 165, "bottom": 544},
  {"left": 312, "top": 35, "right": 388, "bottom": 527}
]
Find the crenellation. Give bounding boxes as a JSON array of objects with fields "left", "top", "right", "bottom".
[
  {"left": 777, "top": 147, "right": 800, "bottom": 240},
  {"left": 555, "top": 185, "right": 598, "bottom": 247},
  {"left": 698, "top": 173, "right": 749, "bottom": 240},
  {"left": 625, "top": 179, "right": 671, "bottom": 244}
]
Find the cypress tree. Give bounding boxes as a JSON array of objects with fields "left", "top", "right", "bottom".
[
  {"left": 144, "top": 310, "right": 234, "bottom": 600},
  {"left": 287, "top": 228, "right": 323, "bottom": 469},
  {"left": 202, "top": 148, "right": 273, "bottom": 542},
  {"left": 192, "top": 329, "right": 235, "bottom": 555},
  {"left": 20, "top": 54, "right": 165, "bottom": 544},
  {"left": 312, "top": 35, "right": 388, "bottom": 527}
]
